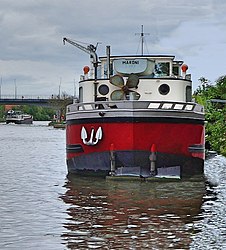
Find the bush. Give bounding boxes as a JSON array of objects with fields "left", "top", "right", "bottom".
[{"left": 194, "top": 76, "right": 226, "bottom": 156}]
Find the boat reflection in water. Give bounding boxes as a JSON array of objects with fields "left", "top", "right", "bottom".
[{"left": 60, "top": 175, "right": 206, "bottom": 249}]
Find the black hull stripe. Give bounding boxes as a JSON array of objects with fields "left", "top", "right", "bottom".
[
  {"left": 67, "top": 117, "right": 204, "bottom": 125},
  {"left": 66, "top": 144, "right": 84, "bottom": 153},
  {"left": 188, "top": 144, "right": 205, "bottom": 153}
]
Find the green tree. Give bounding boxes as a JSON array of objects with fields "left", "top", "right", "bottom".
[
  {"left": 11, "top": 105, "right": 56, "bottom": 121},
  {"left": 0, "top": 105, "right": 5, "bottom": 121},
  {"left": 48, "top": 92, "right": 73, "bottom": 122},
  {"left": 194, "top": 76, "right": 226, "bottom": 156}
]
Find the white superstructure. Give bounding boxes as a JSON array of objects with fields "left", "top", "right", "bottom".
[{"left": 79, "top": 54, "right": 192, "bottom": 103}]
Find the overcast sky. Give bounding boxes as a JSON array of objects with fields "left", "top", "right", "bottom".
[{"left": 0, "top": 0, "right": 226, "bottom": 97}]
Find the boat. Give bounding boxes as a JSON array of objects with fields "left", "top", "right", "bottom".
[
  {"left": 48, "top": 120, "right": 66, "bottom": 129},
  {"left": 5, "top": 110, "right": 33, "bottom": 124},
  {"left": 63, "top": 36, "right": 205, "bottom": 180},
  {"left": 53, "top": 122, "right": 66, "bottom": 129}
]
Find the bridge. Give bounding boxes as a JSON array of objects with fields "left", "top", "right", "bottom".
[{"left": 0, "top": 95, "right": 73, "bottom": 108}]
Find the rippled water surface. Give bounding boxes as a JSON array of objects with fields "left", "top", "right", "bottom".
[{"left": 0, "top": 122, "right": 225, "bottom": 249}]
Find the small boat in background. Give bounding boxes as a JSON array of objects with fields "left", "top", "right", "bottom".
[{"left": 6, "top": 110, "right": 33, "bottom": 124}]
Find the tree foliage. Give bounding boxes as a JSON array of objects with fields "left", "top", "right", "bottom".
[
  {"left": 194, "top": 76, "right": 226, "bottom": 156},
  {"left": 0, "top": 105, "right": 56, "bottom": 121},
  {"left": 18, "top": 105, "right": 56, "bottom": 121},
  {"left": 0, "top": 105, "right": 5, "bottom": 121},
  {"left": 48, "top": 92, "right": 73, "bottom": 121}
]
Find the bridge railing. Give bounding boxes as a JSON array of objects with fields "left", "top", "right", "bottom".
[{"left": 0, "top": 95, "right": 57, "bottom": 100}]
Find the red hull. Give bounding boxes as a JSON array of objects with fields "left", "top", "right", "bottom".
[{"left": 67, "top": 122, "right": 205, "bottom": 160}]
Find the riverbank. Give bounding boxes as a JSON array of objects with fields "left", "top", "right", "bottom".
[{"left": 194, "top": 76, "right": 226, "bottom": 157}]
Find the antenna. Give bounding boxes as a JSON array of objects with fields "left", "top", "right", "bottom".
[{"left": 135, "top": 25, "right": 150, "bottom": 55}]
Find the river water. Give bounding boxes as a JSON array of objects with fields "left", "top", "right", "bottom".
[{"left": 0, "top": 121, "right": 225, "bottom": 250}]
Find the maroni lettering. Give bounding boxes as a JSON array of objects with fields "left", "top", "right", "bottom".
[{"left": 122, "top": 60, "right": 139, "bottom": 65}]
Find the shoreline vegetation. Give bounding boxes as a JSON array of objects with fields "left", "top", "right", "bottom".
[
  {"left": 194, "top": 75, "right": 226, "bottom": 157},
  {"left": 0, "top": 105, "right": 56, "bottom": 122},
  {"left": 0, "top": 76, "right": 225, "bottom": 156}
]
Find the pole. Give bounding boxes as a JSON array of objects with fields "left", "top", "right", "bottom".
[
  {"left": 141, "top": 25, "right": 144, "bottom": 56},
  {"left": 109, "top": 143, "right": 116, "bottom": 176},
  {"left": 106, "top": 46, "right": 111, "bottom": 78},
  {"left": 73, "top": 79, "right": 76, "bottom": 98},
  {"left": 59, "top": 77, "right": 62, "bottom": 99},
  {"left": 135, "top": 25, "right": 150, "bottom": 55},
  {"left": 149, "top": 144, "right": 157, "bottom": 176},
  {"left": 14, "top": 79, "right": 17, "bottom": 99}
]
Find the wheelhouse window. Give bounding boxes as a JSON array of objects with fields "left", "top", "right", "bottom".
[
  {"left": 103, "top": 62, "right": 113, "bottom": 78},
  {"left": 186, "top": 86, "right": 192, "bottom": 102},
  {"left": 173, "top": 65, "right": 179, "bottom": 76},
  {"left": 154, "top": 62, "right": 170, "bottom": 77}
]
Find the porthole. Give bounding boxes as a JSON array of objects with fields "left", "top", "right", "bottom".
[
  {"left": 98, "top": 84, "right": 109, "bottom": 95},
  {"left": 159, "top": 84, "right": 170, "bottom": 95}
]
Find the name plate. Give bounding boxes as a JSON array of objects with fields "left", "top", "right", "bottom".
[{"left": 113, "top": 58, "right": 154, "bottom": 75}]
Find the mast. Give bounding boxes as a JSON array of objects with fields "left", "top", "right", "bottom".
[
  {"left": 135, "top": 25, "right": 150, "bottom": 55},
  {"left": 141, "top": 25, "right": 144, "bottom": 56}
]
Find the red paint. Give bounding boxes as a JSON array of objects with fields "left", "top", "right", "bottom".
[
  {"left": 66, "top": 122, "right": 205, "bottom": 160},
  {"left": 150, "top": 144, "right": 156, "bottom": 153},
  {"left": 110, "top": 143, "right": 114, "bottom": 151}
]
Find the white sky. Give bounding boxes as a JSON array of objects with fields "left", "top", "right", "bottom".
[{"left": 0, "top": 0, "right": 226, "bottom": 97}]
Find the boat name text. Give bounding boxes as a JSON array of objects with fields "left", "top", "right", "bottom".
[{"left": 121, "top": 60, "right": 139, "bottom": 65}]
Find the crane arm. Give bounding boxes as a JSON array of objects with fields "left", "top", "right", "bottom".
[{"left": 63, "top": 37, "right": 98, "bottom": 65}]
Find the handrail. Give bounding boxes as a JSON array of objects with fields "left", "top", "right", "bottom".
[{"left": 67, "top": 100, "right": 204, "bottom": 114}]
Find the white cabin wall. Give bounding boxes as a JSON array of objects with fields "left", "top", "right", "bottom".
[
  {"left": 80, "top": 56, "right": 192, "bottom": 103},
  {"left": 80, "top": 78, "right": 192, "bottom": 103},
  {"left": 79, "top": 81, "right": 95, "bottom": 102},
  {"left": 137, "top": 79, "right": 191, "bottom": 102}
]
